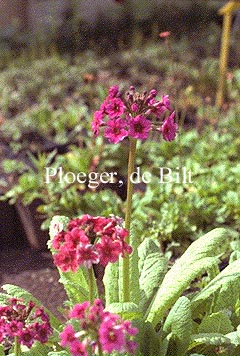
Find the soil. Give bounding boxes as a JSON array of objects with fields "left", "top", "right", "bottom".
[{"left": 0, "top": 240, "right": 67, "bottom": 319}]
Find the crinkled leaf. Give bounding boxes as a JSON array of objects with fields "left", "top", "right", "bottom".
[
  {"left": 158, "top": 335, "right": 171, "bottom": 356},
  {"left": 58, "top": 268, "right": 95, "bottom": 306},
  {"left": 147, "top": 228, "right": 230, "bottom": 327},
  {"left": 138, "top": 238, "right": 167, "bottom": 313},
  {"left": 107, "top": 302, "right": 142, "bottom": 320},
  {"left": 139, "top": 321, "right": 161, "bottom": 356},
  {"left": 20, "top": 343, "right": 52, "bottom": 355},
  {"left": 1, "top": 284, "right": 61, "bottom": 331},
  {"left": 198, "top": 311, "right": 234, "bottom": 334},
  {"left": 8, "top": 342, "right": 52, "bottom": 355},
  {"left": 0, "top": 292, "right": 10, "bottom": 304},
  {"left": 225, "top": 330, "right": 240, "bottom": 347},
  {"left": 191, "top": 260, "right": 240, "bottom": 317},
  {"left": 188, "top": 333, "right": 233, "bottom": 355},
  {"left": 163, "top": 296, "right": 192, "bottom": 355},
  {"left": 103, "top": 260, "right": 119, "bottom": 306}
]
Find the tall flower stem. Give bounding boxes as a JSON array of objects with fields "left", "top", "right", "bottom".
[
  {"left": 14, "top": 336, "right": 21, "bottom": 356},
  {"left": 98, "top": 342, "right": 103, "bottom": 356},
  {"left": 122, "top": 137, "right": 137, "bottom": 302},
  {"left": 88, "top": 267, "right": 95, "bottom": 304}
]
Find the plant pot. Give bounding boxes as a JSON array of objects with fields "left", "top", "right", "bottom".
[
  {"left": 0, "top": 200, "right": 26, "bottom": 247},
  {"left": 15, "top": 199, "right": 49, "bottom": 250}
]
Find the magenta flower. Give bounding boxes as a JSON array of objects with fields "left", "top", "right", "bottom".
[
  {"left": 70, "top": 301, "right": 90, "bottom": 319},
  {"left": 108, "top": 85, "right": 120, "bottom": 98},
  {"left": 0, "top": 298, "right": 52, "bottom": 350},
  {"left": 95, "top": 236, "right": 122, "bottom": 267},
  {"left": 51, "top": 215, "right": 132, "bottom": 272},
  {"left": 92, "top": 86, "right": 177, "bottom": 143},
  {"left": 77, "top": 243, "right": 100, "bottom": 269},
  {"left": 18, "top": 328, "right": 35, "bottom": 348},
  {"left": 99, "top": 316, "right": 125, "bottom": 353},
  {"left": 70, "top": 339, "right": 87, "bottom": 356},
  {"left": 104, "top": 118, "right": 128, "bottom": 143},
  {"left": 53, "top": 244, "right": 79, "bottom": 272},
  {"left": 129, "top": 115, "right": 151, "bottom": 140},
  {"left": 105, "top": 97, "right": 125, "bottom": 119},
  {"left": 60, "top": 299, "right": 138, "bottom": 355},
  {"left": 60, "top": 324, "right": 76, "bottom": 347},
  {"left": 160, "top": 111, "right": 178, "bottom": 141},
  {"left": 92, "top": 110, "right": 104, "bottom": 136}
]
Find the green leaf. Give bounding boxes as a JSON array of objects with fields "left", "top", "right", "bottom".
[
  {"left": 20, "top": 342, "right": 52, "bottom": 355},
  {"left": 163, "top": 296, "right": 192, "bottom": 355},
  {"left": 138, "top": 238, "right": 167, "bottom": 313},
  {"left": 191, "top": 260, "right": 240, "bottom": 316},
  {"left": 188, "top": 333, "right": 232, "bottom": 355},
  {"left": 107, "top": 302, "right": 142, "bottom": 320},
  {"left": 0, "top": 292, "right": 10, "bottom": 304},
  {"left": 146, "top": 228, "right": 230, "bottom": 327},
  {"left": 139, "top": 321, "right": 161, "bottom": 356},
  {"left": 198, "top": 311, "right": 234, "bottom": 335},
  {"left": 225, "top": 330, "right": 240, "bottom": 347},
  {"left": 0, "top": 345, "right": 4, "bottom": 356},
  {"left": 103, "top": 260, "right": 119, "bottom": 306},
  {"left": 48, "top": 352, "right": 70, "bottom": 356},
  {"left": 58, "top": 267, "right": 95, "bottom": 306},
  {"left": 1, "top": 284, "right": 61, "bottom": 331}
]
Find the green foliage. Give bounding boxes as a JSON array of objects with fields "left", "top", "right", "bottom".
[
  {"left": 146, "top": 228, "right": 230, "bottom": 327},
  {"left": 58, "top": 269, "right": 92, "bottom": 306},
  {"left": 103, "top": 261, "right": 120, "bottom": 305},
  {"left": 1, "top": 146, "right": 123, "bottom": 230},
  {"left": 1, "top": 27, "right": 240, "bottom": 355},
  {"left": 197, "top": 312, "right": 233, "bottom": 335},
  {"left": 107, "top": 302, "right": 142, "bottom": 321},
  {"left": 191, "top": 259, "right": 240, "bottom": 318},
  {"left": 47, "top": 352, "right": 69, "bottom": 356},
  {"left": 9, "top": 343, "right": 53, "bottom": 355},
  {"left": 162, "top": 297, "right": 192, "bottom": 355},
  {"left": 138, "top": 238, "right": 167, "bottom": 313},
  {"left": 128, "top": 113, "right": 240, "bottom": 247}
]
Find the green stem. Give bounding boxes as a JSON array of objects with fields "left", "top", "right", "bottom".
[
  {"left": 122, "top": 138, "right": 137, "bottom": 302},
  {"left": 88, "top": 267, "right": 94, "bottom": 304},
  {"left": 14, "top": 336, "right": 21, "bottom": 356},
  {"left": 98, "top": 341, "right": 103, "bottom": 356}
]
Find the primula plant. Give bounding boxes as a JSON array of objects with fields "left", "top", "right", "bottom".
[
  {"left": 1, "top": 86, "right": 240, "bottom": 356},
  {"left": 0, "top": 297, "right": 52, "bottom": 355}
]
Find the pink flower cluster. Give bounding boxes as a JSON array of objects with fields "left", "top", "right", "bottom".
[
  {"left": 92, "top": 85, "right": 178, "bottom": 143},
  {"left": 60, "top": 299, "right": 138, "bottom": 355},
  {"left": 0, "top": 298, "right": 52, "bottom": 349},
  {"left": 52, "top": 215, "right": 132, "bottom": 272}
]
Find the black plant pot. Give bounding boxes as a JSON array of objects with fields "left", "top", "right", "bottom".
[
  {"left": 15, "top": 200, "right": 49, "bottom": 250},
  {"left": 0, "top": 200, "right": 26, "bottom": 248}
]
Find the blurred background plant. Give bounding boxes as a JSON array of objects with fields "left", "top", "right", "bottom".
[{"left": 0, "top": 0, "right": 240, "bottom": 252}]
